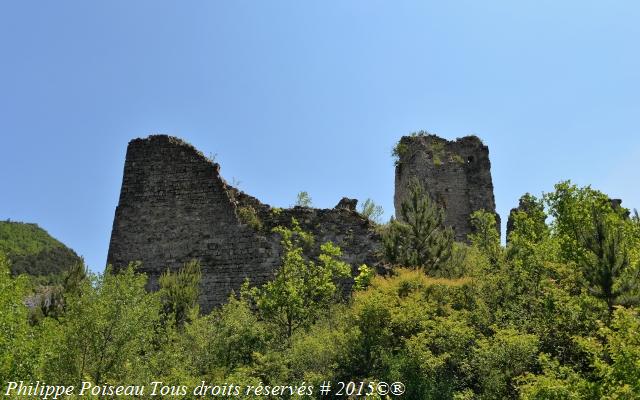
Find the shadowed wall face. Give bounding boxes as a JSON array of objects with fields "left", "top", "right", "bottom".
[
  {"left": 394, "top": 134, "right": 500, "bottom": 242},
  {"left": 107, "top": 135, "right": 281, "bottom": 313},
  {"left": 107, "top": 135, "right": 380, "bottom": 313}
]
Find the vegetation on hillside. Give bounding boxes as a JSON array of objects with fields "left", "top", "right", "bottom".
[
  {"left": 1, "top": 181, "right": 639, "bottom": 399},
  {"left": 0, "top": 220, "right": 82, "bottom": 279}
]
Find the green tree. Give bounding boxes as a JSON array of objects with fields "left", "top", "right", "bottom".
[
  {"left": 353, "top": 264, "right": 375, "bottom": 291},
  {"left": 587, "top": 307, "right": 640, "bottom": 397},
  {"left": 0, "top": 253, "right": 35, "bottom": 383},
  {"left": 507, "top": 193, "right": 548, "bottom": 244},
  {"left": 469, "top": 210, "right": 502, "bottom": 265},
  {"left": 47, "top": 264, "right": 161, "bottom": 385},
  {"left": 250, "top": 219, "right": 351, "bottom": 342},
  {"left": 286, "top": 306, "right": 352, "bottom": 387},
  {"left": 159, "top": 259, "right": 202, "bottom": 328},
  {"left": 383, "top": 181, "right": 453, "bottom": 273},
  {"left": 166, "top": 295, "right": 266, "bottom": 379},
  {"left": 546, "top": 182, "right": 640, "bottom": 314},
  {"left": 581, "top": 209, "right": 639, "bottom": 314},
  {"left": 295, "top": 191, "right": 312, "bottom": 207},
  {"left": 545, "top": 181, "right": 618, "bottom": 266},
  {"left": 399, "top": 315, "right": 478, "bottom": 398},
  {"left": 519, "top": 308, "right": 640, "bottom": 399},
  {"left": 31, "top": 261, "right": 88, "bottom": 322},
  {"left": 61, "top": 261, "right": 87, "bottom": 298},
  {"left": 358, "top": 198, "right": 384, "bottom": 224},
  {"left": 342, "top": 268, "right": 479, "bottom": 393},
  {"left": 506, "top": 194, "right": 550, "bottom": 270},
  {"left": 472, "top": 328, "right": 540, "bottom": 399},
  {"left": 517, "top": 355, "right": 593, "bottom": 399}
]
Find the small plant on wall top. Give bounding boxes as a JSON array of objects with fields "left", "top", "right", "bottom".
[
  {"left": 295, "top": 191, "right": 312, "bottom": 208},
  {"left": 237, "top": 205, "right": 263, "bottom": 231}
]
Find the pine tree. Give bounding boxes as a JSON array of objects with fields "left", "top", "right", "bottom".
[
  {"left": 581, "top": 208, "right": 639, "bottom": 314},
  {"left": 383, "top": 181, "right": 453, "bottom": 273},
  {"left": 159, "top": 260, "right": 202, "bottom": 328}
]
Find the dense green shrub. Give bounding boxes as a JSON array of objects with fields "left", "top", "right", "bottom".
[{"left": 2, "top": 181, "right": 639, "bottom": 399}]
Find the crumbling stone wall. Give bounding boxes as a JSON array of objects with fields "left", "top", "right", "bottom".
[
  {"left": 394, "top": 134, "right": 500, "bottom": 242},
  {"left": 107, "top": 135, "right": 380, "bottom": 313},
  {"left": 231, "top": 189, "right": 380, "bottom": 270}
]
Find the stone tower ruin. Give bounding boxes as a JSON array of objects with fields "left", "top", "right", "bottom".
[
  {"left": 107, "top": 135, "right": 380, "bottom": 313},
  {"left": 393, "top": 134, "right": 500, "bottom": 242}
]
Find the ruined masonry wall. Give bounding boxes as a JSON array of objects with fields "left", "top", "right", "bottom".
[
  {"left": 107, "top": 135, "right": 380, "bottom": 313},
  {"left": 394, "top": 134, "right": 500, "bottom": 242}
]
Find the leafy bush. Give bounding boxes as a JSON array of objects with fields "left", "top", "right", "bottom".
[
  {"left": 248, "top": 219, "right": 350, "bottom": 342},
  {"left": 392, "top": 141, "right": 409, "bottom": 166},
  {"left": 2, "top": 181, "right": 640, "bottom": 400},
  {"left": 237, "top": 205, "right": 263, "bottom": 231}
]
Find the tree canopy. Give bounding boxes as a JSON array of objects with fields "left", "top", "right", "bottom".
[{"left": 1, "top": 181, "right": 639, "bottom": 399}]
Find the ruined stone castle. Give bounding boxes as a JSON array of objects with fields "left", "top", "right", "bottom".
[
  {"left": 107, "top": 133, "right": 498, "bottom": 312},
  {"left": 393, "top": 134, "right": 500, "bottom": 241}
]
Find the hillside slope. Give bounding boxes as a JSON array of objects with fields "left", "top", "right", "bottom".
[{"left": 0, "top": 220, "right": 82, "bottom": 277}]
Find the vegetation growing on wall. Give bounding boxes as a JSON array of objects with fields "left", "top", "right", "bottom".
[
  {"left": 358, "top": 198, "right": 384, "bottom": 224},
  {"left": 295, "top": 191, "right": 313, "bottom": 208},
  {"left": 237, "top": 205, "right": 263, "bottom": 231},
  {"left": 392, "top": 141, "right": 409, "bottom": 166}
]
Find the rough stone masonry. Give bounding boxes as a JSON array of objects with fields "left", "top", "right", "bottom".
[
  {"left": 394, "top": 134, "right": 500, "bottom": 242},
  {"left": 108, "top": 133, "right": 499, "bottom": 312},
  {"left": 107, "top": 135, "right": 380, "bottom": 313}
]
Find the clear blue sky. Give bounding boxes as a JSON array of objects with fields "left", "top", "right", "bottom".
[{"left": 2, "top": 1, "right": 639, "bottom": 272}]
